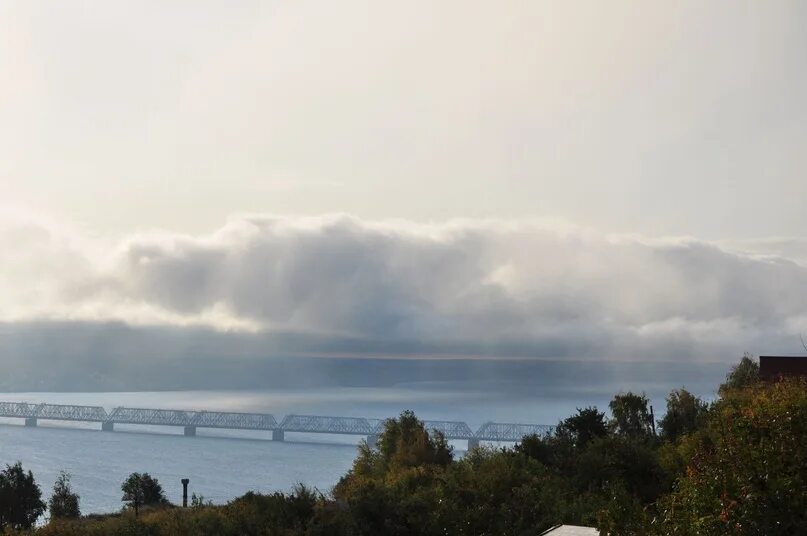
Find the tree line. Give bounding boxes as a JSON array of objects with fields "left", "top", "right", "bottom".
[
  {"left": 0, "top": 467, "right": 169, "bottom": 530},
  {"left": 4, "top": 355, "right": 807, "bottom": 534}
]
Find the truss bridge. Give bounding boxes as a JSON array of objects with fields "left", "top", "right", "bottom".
[{"left": 0, "top": 401, "right": 553, "bottom": 449}]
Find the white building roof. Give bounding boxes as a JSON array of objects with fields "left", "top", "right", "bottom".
[{"left": 539, "top": 525, "right": 599, "bottom": 536}]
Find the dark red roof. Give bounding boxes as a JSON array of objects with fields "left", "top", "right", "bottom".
[{"left": 759, "top": 356, "right": 807, "bottom": 381}]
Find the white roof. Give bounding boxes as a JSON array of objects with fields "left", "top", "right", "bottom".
[{"left": 540, "top": 525, "right": 599, "bottom": 536}]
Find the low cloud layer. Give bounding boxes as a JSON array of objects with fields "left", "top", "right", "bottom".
[{"left": 2, "top": 211, "right": 807, "bottom": 362}]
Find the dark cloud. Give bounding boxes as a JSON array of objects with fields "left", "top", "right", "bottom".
[{"left": 2, "top": 213, "right": 807, "bottom": 372}]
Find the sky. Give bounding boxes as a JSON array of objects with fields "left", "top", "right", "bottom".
[{"left": 1, "top": 1, "right": 807, "bottom": 385}]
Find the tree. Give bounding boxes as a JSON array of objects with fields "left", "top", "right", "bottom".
[
  {"left": 719, "top": 353, "right": 759, "bottom": 394},
  {"left": 658, "top": 388, "right": 708, "bottom": 442},
  {"left": 437, "top": 447, "right": 566, "bottom": 535},
  {"left": 574, "top": 435, "right": 667, "bottom": 503},
  {"left": 372, "top": 410, "right": 453, "bottom": 473},
  {"left": 0, "top": 462, "right": 46, "bottom": 530},
  {"left": 657, "top": 378, "right": 807, "bottom": 533},
  {"left": 514, "top": 433, "right": 553, "bottom": 465},
  {"left": 332, "top": 411, "right": 455, "bottom": 534},
  {"left": 121, "top": 472, "right": 168, "bottom": 515},
  {"left": 609, "top": 392, "right": 654, "bottom": 439},
  {"left": 49, "top": 471, "right": 80, "bottom": 520},
  {"left": 556, "top": 406, "right": 609, "bottom": 449}
]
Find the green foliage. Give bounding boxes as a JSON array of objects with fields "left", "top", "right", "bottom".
[
  {"left": 513, "top": 433, "right": 553, "bottom": 464},
  {"left": 334, "top": 410, "right": 452, "bottom": 497},
  {"left": 656, "top": 378, "right": 807, "bottom": 534},
  {"left": 48, "top": 471, "right": 80, "bottom": 520},
  {"left": 556, "top": 406, "right": 609, "bottom": 449},
  {"left": 121, "top": 473, "right": 169, "bottom": 514},
  {"left": 376, "top": 410, "right": 453, "bottom": 472},
  {"left": 575, "top": 436, "right": 665, "bottom": 503},
  {"left": 514, "top": 407, "right": 609, "bottom": 479},
  {"left": 609, "top": 392, "right": 654, "bottom": 439},
  {"left": 0, "top": 462, "right": 46, "bottom": 530},
  {"left": 34, "top": 486, "right": 319, "bottom": 536},
  {"left": 332, "top": 411, "right": 455, "bottom": 535},
  {"left": 436, "top": 447, "right": 565, "bottom": 535},
  {"left": 596, "top": 483, "right": 653, "bottom": 536},
  {"left": 224, "top": 487, "right": 318, "bottom": 535},
  {"left": 331, "top": 411, "right": 569, "bottom": 535},
  {"left": 22, "top": 354, "right": 807, "bottom": 536},
  {"left": 719, "top": 352, "right": 760, "bottom": 394},
  {"left": 658, "top": 388, "right": 708, "bottom": 442}
]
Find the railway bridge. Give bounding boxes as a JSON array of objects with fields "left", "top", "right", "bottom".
[{"left": 0, "top": 401, "right": 553, "bottom": 450}]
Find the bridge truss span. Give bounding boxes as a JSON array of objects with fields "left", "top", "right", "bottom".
[
  {"left": 0, "top": 401, "right": 41, "bottom": 418},
  {"left": 0, "top": 402, "right": 108, "bottom": 422},
  {"left": 37, "top": 403, "right": 108, "bottom": 422},
  {"left": 106, "top": 407, "right": 198, "bottom": 427},
  {"left": 280, "top": 414, "right": 374, "bottom": 435},
  {"left": 474, "top": 422, "right": 554, "bottom": 442},
  {"left": 423, "top": 420, "right": 475, "bottom": 439},
  {"left": 367, "top": 418, "right": 386, "bottom": 435},
  {"left": 0, "top": 400, "right": 555, "bottom": 448},
  {"left": 368, "top": 418, "right": 475, "bottom": 439},
  {"left": 192, "top": 411, "right": 278, "bottom": 430}
]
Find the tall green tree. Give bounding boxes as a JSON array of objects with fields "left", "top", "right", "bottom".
[
  {"left": 556, "top": 406, "right": 609, "bottom": 449},
  {"left": 575, "top": 436, "right": 666, "bottom": 503},
  {"left": 513, "top": 433, "right": 554, "bottom": 466},
  {"left": 332, "top": 411, "right": 455, "bottom": 535},
  {"left": 0, "top": 462, "right": 46, "bottom": 530},
  {"left": 121, "top": 472, "right": 168, "bottom": 515},
  {"left": 719, "top": 353, "right": 759, "bottom": 394},
  {"left": 347, "top": 410, "right": 453, "bottom": 481},
  {"left": 658, "top": 388, "right": 708, "bottom": 442},
  {"left": 49, "top": 471, "right": 80, "bottom": 520},
  {"left": 656, "top": 378, "right": 807, "bottom": 534},
  {"left": 609, "top": 392, "right": 654, "bottom": 439}
]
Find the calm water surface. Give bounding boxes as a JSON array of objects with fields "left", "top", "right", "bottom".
[{"left": 0, "top": 379, "right": 719, "bottom": 515}]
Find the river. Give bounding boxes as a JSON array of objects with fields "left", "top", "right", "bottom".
[{"left": 0, "top": 367, "right": 724, "bottom": 515}]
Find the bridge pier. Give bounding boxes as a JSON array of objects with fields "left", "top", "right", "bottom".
[
  {"left": 183, "top": 426, "right": 196, "bottom": 437},
  {"left": 272, "top": 429, "right": 285, "bottom": 442},
  {"left": 467, "top": 438, "right": 480, "bottom": 450},
  {"left": 102, "top": 421, "right": 114, "bottom": 432},
  {"left": 24, "top": 417, "right": 37, "bottom": 427},
  {"left": 366, "top": 434, "right": 379, "bottom": 449}
]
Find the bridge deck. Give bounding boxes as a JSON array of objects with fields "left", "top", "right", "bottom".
[
  {"left": 0, "top": 401, "right": 551, "bottom": 441},
  {"left": 0, "top": 402, "right": 108, "bottom": 422},
  {"left": 280, "top": 415, "right": 374, "bottom": 435},
  {"left": 475, "top": 422, "right": 554, "bottom": 441}
]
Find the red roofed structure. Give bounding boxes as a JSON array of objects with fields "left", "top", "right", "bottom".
[{"left": 759, "top": 356, "right": 807, "bottom": 381}]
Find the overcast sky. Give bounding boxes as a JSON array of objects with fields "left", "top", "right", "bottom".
[{"left": 1, "top": 1, "right": 807, "bottom": 370}]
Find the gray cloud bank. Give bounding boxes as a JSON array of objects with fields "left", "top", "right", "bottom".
[{"left": 2, "top": 212, "right": 806, "bottom": 376}]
